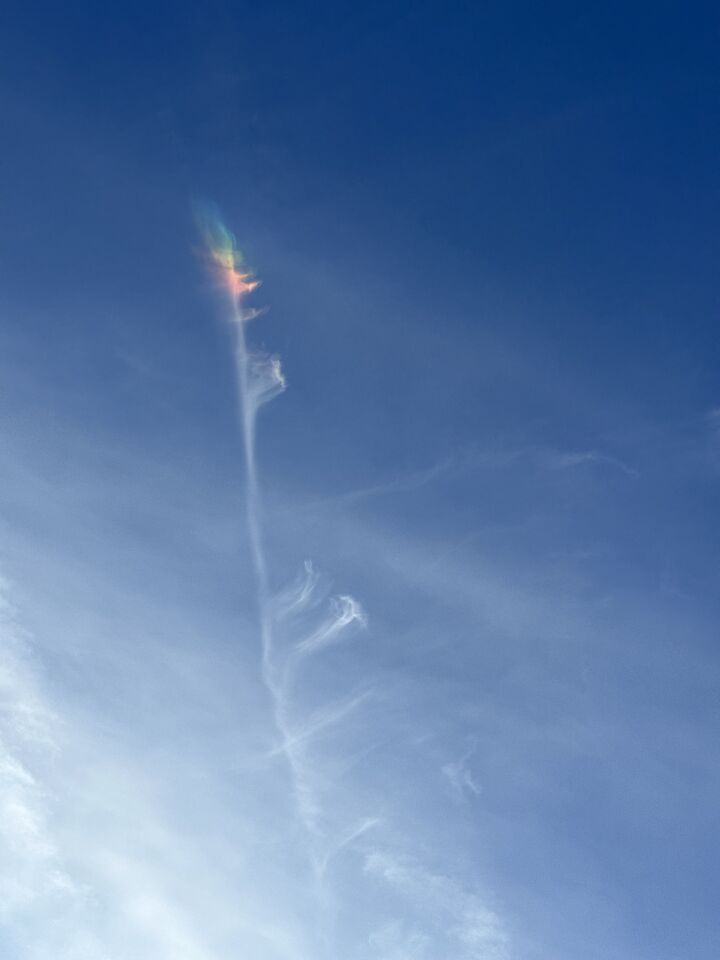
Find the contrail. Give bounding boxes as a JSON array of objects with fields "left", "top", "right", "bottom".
[
  {"left": 195, "top": 204, "right": 284, "bottom": 699},
  {"left": 195, "top": 205, "right": 369, "bottom": 849}
]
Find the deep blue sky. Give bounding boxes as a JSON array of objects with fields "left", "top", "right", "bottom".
[{"left": 1, "top": 4, "right": 720, "bottom": 960}]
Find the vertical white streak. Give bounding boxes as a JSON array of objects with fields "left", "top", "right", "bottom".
[
  {"left": 224, "top": 265, "right": 370, "bottom": 960},
  {"left": 229, "top": 295, "right": 279, "bottom": 699}
]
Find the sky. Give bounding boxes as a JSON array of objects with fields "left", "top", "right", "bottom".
[{"left": 1, "top": 2, "right": 720, "bottom": 958}]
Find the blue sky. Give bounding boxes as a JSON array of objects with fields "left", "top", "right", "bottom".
[{"left": 1, "top": 3, "right": 720, "bottom": 958}]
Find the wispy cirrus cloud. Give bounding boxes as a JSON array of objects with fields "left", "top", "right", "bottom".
[
  {"left": 442, "top": 740, "right": 482, "bottom": 804},
  {"left": 364, "top": 849, "right": 509, "bottom": 960},
  {"left": 545, "top": 449, "right": 639, "bottom": 478},
  {"left": 0, "top": 582, "right": 77, "bottom": 923}
]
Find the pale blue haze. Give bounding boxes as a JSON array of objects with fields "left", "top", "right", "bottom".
[{"left": 1, "top": 4, "right": 719, "bottom": 959}]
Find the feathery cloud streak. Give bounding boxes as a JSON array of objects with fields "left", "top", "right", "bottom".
[{"left": 196, "top": 205, "right": 370, "bottom": 890}]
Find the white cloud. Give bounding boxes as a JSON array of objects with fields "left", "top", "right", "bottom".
[
  {"left": 442, "top": 741, "right": 482, "bottom": 804},
  {"left": 0, "top": 584, "right": 77, "bottom": 921},
  {"left": 365, "top": 850, "right": 509, "bottom": 960}
]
